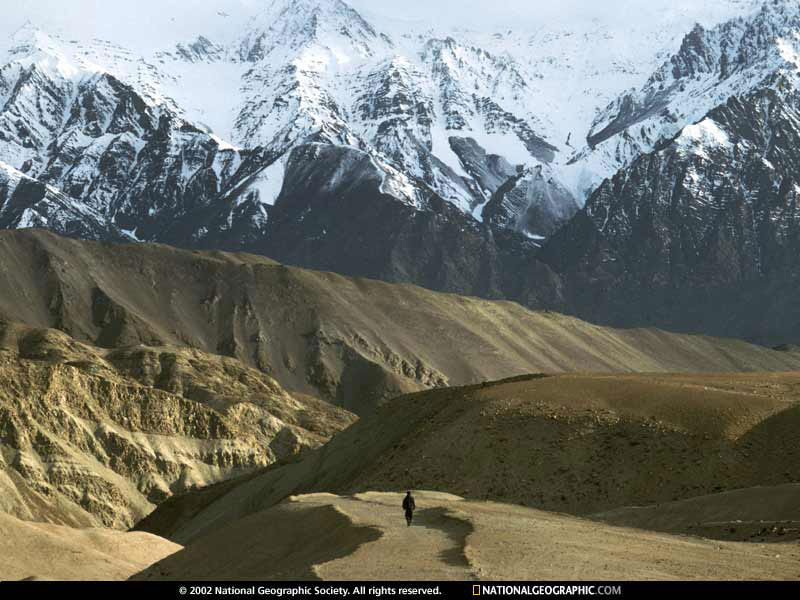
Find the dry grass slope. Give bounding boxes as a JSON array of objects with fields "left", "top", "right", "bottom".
[{"left": 595, "top": 483, "right": 800, "bottom": 542}]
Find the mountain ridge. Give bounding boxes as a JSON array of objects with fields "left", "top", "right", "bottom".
[
  {"left": 0, "top": 0, "right": 767, "bottom": 242},
  {"left": 4, "top": 229, "right": 800, "bottom": 407},
  {"left": 4, "top": 1, "right": 800, "bottom": 345}
]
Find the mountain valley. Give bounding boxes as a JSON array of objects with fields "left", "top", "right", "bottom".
[{"left": 3, "top": 0, "right": 800, "bottom": 584}]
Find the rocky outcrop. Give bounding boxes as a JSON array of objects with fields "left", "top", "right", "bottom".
[
  {"left": 0, "top": 320, "right": 356, "bottom": 528},
  {"left": 483, "top": 165, "right": 579, "bottom": 240}
]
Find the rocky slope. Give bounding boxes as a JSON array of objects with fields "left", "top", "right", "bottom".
[
  {"left": 573, "top": 0, "right": 800, "bottom": 186},
  {"left": 244, "top": 143, "right": 564, "bottom": 305},
  {"left": 0, "top": 319, "right": 355, "bottom": 528}
]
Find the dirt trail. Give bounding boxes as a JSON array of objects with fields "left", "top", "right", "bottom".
[
  {"left": 134, "top": 491, "right": 800, "bottom": 581},
  {"left": 461, "top": 500, "right": 800, "bottom": 580},
  {"left": 306, "top": 492, "right": 476, "bottom": 580},
  {"left": 317, "top": 492, "right": 800, "bottom": 580},
  {"left": 132, "top": 491, "right": 474, "bottom": 581}
]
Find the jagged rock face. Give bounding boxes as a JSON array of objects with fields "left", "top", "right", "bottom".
[
  {"left": 544, "top": 86, "right": 800, "bottom": 344},
  {"left": 0, "top": 0, "right": 577, "bottom": 253},
  {"left": 0, "top": 163, "right": 121, "bottom": 239},
  {"left": 483, "top": 166, "right": 580, "bottom": 240},
  {"left": 448, "top": 137, "right": 517, "bottom": 198},
  {"left": 575, "top": 0, "right": 800, "bottom": 190},
  {"left": 0, "top": 320, "right": 356, "bottom": 528}
]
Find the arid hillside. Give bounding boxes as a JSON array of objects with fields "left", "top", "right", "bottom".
[
  {"left": 0, "top": 320, "right": 355, "bottom": 528},
  {"left": 0, "top": 511, "right": 181, "bottom": 581},
  {"left": 2, "top": 230, "right": 800, "bottom": 416},
  {"left": 4, "top": 230, "right": 800, "bottom": 568},
  {"left": 132, "top": 491, "right": 800, "bottom": 581},
  {"left": 136, "top": 372, "right": 800, "bottom": 545},
  {"left": 595, "top": 483, "right": 800, "bottom": 542}
]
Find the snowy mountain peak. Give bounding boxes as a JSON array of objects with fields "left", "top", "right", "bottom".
[
  {"left": 6, "top": 22, "right": 67, "bottom": 66},
  {"left": 7, "top": 20, "right": 45, "bottom": 47},
  {"left": 239, "top": 0, "right": 384, "bottom": 63},
  {"left": 563, "top": 0, "right": 800, "bottom": 204},
  {"left": 170, "top": 36, "right": 226, "bottom": 63},
  {"left": 1, "top": 22, "right": 153, "bottom": 92},
  {"left": 3, "top": 0, "right": 797, "bottom": 258}
]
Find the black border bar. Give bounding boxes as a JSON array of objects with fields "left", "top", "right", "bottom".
[{"left": 1, "top": 581, "right": 799, "bottom": 599}]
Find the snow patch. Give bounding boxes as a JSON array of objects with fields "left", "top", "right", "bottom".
[
  {"left": 677, "top": 118, "right": 732, "bottom": 159},
  {"left": 246, "top": 158, "right": 286, "bottom": 206},
  {"left": 430, "top": 127, "right": 470, "bottom": 179},
  {"left": 16, "top": 208, "right": 46, "bottom": 229},
  {"left": 120, "top": 227, "right": 142, "bottom": 241}
]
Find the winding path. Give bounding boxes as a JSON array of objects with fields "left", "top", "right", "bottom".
[{"left": 300, "top": 492, "right": 477, "bottom": 581}]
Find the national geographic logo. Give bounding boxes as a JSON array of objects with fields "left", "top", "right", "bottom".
[{"left": 473, "top": 585, "right": 623, "bottom": 596}]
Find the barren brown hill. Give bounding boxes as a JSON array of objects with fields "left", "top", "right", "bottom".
[
  {"left": 595, "top": 483, "right": 800, "bottom": 542},
  {"left": 3, "top": 230, "right": 800, "bottom": 417},
  {"left": 132, "top": 491, "right": 800, "bottom": 581},
  {"left": 0, "top": 511, "right": 180, "bottom": 581},
  {"left": 0, "top": 320, "right": 355, "bottom": 528},
  {"left": 136, "top": 372, "right": 800, "bottom": 545}
]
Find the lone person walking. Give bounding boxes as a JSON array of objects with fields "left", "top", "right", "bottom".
[{"left": 403, "top": 490, "right": 416, "bottom": 527}]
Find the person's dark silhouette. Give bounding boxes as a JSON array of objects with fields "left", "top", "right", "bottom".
[{"left": 403, "top": 491, "right": 416, "bottom": 526}]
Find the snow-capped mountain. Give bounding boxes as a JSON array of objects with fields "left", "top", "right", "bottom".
[
  {"left": 226, "top": 0, "right": 575, "bottom": 230},
  {"left": 542, "top": 0, "right": 800, "bottom": 343},
  {"left": 569, "top": 0, "right": 798, "bottom": 195},
  {"left": 0, "top": 24, "right": 260, "bottom": 243},
  {"left": 5, "top": 0, "right": 800, "bottom": 339},
  {"left": 0, "top": 0, "right": 765, "bottom": 248}
]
